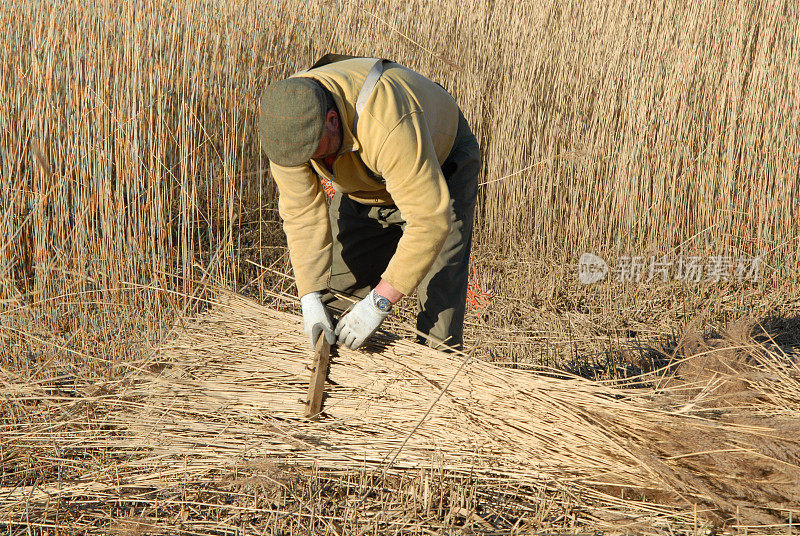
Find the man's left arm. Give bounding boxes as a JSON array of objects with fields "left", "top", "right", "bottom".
[
  {"left": 335, "top": 111, "right": 452, "bottom": 349},
  {"left": 375, "top": 111, "right": 453, "bottom": 295}
]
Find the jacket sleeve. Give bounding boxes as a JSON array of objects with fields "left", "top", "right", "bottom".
[
  {"left": 269, "top": 161, "right": 332, "bottom": 297},
  {"left": 375, "top": 111, "right": 452, "bottom": 296}
]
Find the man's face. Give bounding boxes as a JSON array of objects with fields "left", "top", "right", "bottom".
[{"left": 312, "top": 108, "right": 342, "bottom": 160}]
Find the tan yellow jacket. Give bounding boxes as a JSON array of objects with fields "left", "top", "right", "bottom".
[{"left": 270, "top": 57, "right": 460, "bottom": 297}]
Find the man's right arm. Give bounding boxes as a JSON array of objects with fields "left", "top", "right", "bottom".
[{"left": 270, "top": 161, "right": 332, "bottom": 297}]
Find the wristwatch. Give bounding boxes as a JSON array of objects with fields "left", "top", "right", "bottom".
[{"left": 371, "top": 290, "right": 393, "bottom": 313}]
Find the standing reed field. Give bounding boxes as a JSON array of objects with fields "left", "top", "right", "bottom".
[{"left": 2, "top": 0, "right": 798, "bottom": 333}]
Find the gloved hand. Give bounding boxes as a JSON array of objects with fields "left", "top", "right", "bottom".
[
  {"left": 300, "top": 291, "right": 336, "bottom": 350},
  {"left": 335, "top": 290, "right": 390, "bottom": 350}
]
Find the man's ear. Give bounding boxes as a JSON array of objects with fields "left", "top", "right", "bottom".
[{"left": 327, "top": 108, "right": 339, "bottom": 130}]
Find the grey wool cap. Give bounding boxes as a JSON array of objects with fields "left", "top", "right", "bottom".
[{"left": 259, "top": 77, "right": 327, "bottom": 167}]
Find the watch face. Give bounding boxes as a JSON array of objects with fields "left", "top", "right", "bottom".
[{"left": 375, "top": 295, "right": 392, "bottom": 312}]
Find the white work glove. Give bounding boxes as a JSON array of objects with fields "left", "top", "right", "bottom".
[
  {"left": 335, "top": 290, "right": 391, "bottom": 350},
  {"left": 300, "top": 291, "right": 336, "bottom": 350}
]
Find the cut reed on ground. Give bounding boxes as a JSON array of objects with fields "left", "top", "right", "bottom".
[{"left": 2, "top": 291, "right": 799, "bottom": 533}]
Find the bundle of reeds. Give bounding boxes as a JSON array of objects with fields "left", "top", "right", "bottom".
[{"left": 6, "top": 291, "right": 794, "bottom": 531}]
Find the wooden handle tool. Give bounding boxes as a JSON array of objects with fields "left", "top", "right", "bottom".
[{"left": 304, "top": 333, "right": 331, "bottom": 418}]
